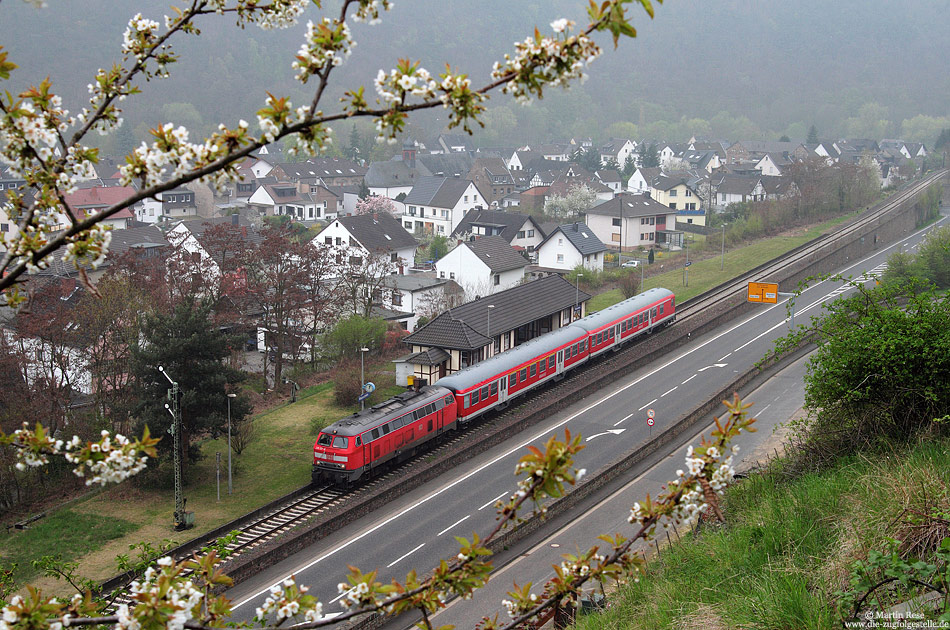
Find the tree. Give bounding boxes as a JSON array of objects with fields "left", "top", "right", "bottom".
[
  {"left": 545, "top": 184, "right": 596, "bottom": 220},
  {"left": 640, "top": 142, "right": 660, "bottom": 168},
  {"left": 778, "top": 134, "right": 791, "bottom": 143},
  {"left": 806, "top": 124, "right": 819, "bottom": 144},
  {"left": 621, "top": 153, "right": 637, "bottom": 180},
  {"left": 336, "top": 250, "right": 399, "bottom": 318},
  {"left": 297, "top": 241, "right": 340, "bottom": 366},
  {"left": 0, "top": 0, "right": 654, "bottom": 307},
  {"left": 246, "top": 226, "right": 311, "bottom": 385},
  {"left": 571, "top": 147, "right": 602, "bottom": 172},
  {"left": 130, "top": 295, "right": 248, "bottom": 466},
  {"left": 323, "top": 314, "right": 387, "bottom": 361},
  {"left": 771, "top": 278, "right": 950, "bottom": 460},
  {"left": 354, "top": 195, "right": 397, "bottom": 216}
]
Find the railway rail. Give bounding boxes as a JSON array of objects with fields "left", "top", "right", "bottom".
[{"left": 100, "top": 170, "right": 946, "bottom": 604}]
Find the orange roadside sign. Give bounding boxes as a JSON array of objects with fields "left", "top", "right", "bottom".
[{"left": 748, "top": 281, "right": 779, "bottom": 304}]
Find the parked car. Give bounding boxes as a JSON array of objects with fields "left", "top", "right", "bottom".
[{"left": 621, "top": 260, "right": 640, "bottom": 268}]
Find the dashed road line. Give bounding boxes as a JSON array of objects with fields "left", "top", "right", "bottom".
[
  {"left": 387, "top": 543, "right": 425, "bottom": 568},
  {"left": 638, "top": 399, "right": 657, "bottom": 411},
  {"left": 681, "top": 375, "right": 697, "bottom": 385},
  {"left": 613, "top": 413, "right": 634, "bottom": 427},
  {"left": 661, "top": 387, "right": 677, "bottom": 397},
  {"left": 479, "top": 492, "right": 507, "bottom": 511},
  {"left": 438, "top": 515, "right": 471, "bottom": 536}
]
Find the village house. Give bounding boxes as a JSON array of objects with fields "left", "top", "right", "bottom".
[
  {"left": 451, "top": 208, "right": 545, "bottom": 259},
  {"left": 536, "top": 222, "right": 607, "bottom": 272},
  {"left": 402, "top": 176, "right": 487, "bottom": 236},
  {"left": 433, "top": 235, "right": 527, "bottom": 297},
  {"left": 584, "top": 193, "right": 681, "bottom": 251},
  {"left": 317, "top": 212, "right": 418, "bottom": 274}
]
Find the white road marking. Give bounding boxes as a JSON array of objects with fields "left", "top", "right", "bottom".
[
  {"left": 479, "top": 493, "right": 507, "bottom": 511},
  {"left": 661, "top": 387, "right": 677, "bottom": 397},
  {"left": 759, "top": 404, "right": 771, "bottom": 415},
  {"left": 387, "top": 543, "right": 424, "bottom": 568},
  {"left": 681, "top": 375, "right": 697, "bottom": 385},
  {"left": 585, "top": 429, "right": 626, "bottom": 442},
  {"left": 236, "top": 221, "right": 948, "bottom": 611},
  {"left": 638, "top": 399, "right": 657, "bottom": 411},
  {"left": 719, "top": 353, "right": 732, "bottom": 361},
  {"left": 613, "top": 413, "right": 634, "bottom": 427},
  {"left": 438, "top": 515, "right": 471, "bottom": 536}
]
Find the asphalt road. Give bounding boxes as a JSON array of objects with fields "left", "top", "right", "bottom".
[{"left": 227, "top": 213, "right": 948, "bottom": 625}]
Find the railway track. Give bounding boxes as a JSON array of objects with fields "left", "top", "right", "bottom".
[{"left": 102, "top": 170, "right": 946, "bottom": 605}]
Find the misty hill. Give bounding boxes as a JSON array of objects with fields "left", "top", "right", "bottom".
[{"left": 2, "top": 0, "right": 947, "bottom": 147}]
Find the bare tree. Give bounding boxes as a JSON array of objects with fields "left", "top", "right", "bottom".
[{"left": 336, "top": 250, "right": 399, "bottom": 318}]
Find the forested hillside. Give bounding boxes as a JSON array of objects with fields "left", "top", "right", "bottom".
[{"left": 2, "top": 0, "right": 948, "bottom": 148}]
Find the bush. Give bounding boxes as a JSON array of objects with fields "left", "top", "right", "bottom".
[
  {"left": 323, "top": 315, "right": 387, "bottom": 361},
  {"left": 333, "top": 359, "right": 368, "bottom": 408}
]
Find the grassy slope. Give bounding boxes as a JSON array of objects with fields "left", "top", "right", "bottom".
[{"left": 575, "top": 437, "right": 950, "bottom": 629}]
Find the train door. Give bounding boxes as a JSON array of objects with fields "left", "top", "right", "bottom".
[
  {"left": 556, "top": 349, "right": 564, "bottom": 374},
  {"left": 498, "top": 376, "right": 509, "bottom": 404}
]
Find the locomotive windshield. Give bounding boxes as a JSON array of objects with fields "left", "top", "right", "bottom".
[{"left": 317, "top": 433, "right": 348, "bottom": 448}]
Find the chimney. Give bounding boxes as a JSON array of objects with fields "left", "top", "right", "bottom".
[
  {"left": 573, "top": 223, "right": 579, "bottom": 232},
  {"left": 231, "top": 212, "right": 239, "bottom": 226}
]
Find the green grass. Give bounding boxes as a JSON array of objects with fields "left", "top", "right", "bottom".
[
  {"left": 0, "top": 510, "right": 136, "bottom": 584},
  {"left": 576, "top": 437, "right": 950, "bottom": 629}
]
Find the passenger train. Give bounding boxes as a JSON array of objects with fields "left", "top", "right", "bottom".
[{"left": 312, "top": 287, "right": 675, "bottom": 483}]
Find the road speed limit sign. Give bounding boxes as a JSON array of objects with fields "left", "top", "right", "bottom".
[
  {"left": 647, "top": 408, "right": 655, "bottom": 419},
  {"left": 647, "top": 418, "right": 655, "bottom": 426}
]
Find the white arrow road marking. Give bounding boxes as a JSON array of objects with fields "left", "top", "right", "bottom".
[
  {"left": 585, "top": 429, "right": 626, "bottom": 442},
  {"left": 697, "top": 363, "right": 728, "bottom": 372}
]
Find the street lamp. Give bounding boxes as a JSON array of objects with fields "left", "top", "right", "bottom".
[
  {"left": 574, "top": 273, "right": 584, "bottom": 321},
  {"left": 360, "top": 347, "right": 370, "bottom": 410},
  {"left": 226, "top": 393, "right": 236, "bottom": 496},
  {"left": 486, "top": 305, "right": 495, "bottom": 356}
]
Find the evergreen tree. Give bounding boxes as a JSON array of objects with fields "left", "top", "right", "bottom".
[
  {"left": 807, "top": 125, "right": 819, "bottom": 144},
  {"left": 131, "top": 296, "right": 250, "bottom": 467},
  {"left": 778, "top": 134, "right": 791, "bottom": 142},
  {"left": 641, "top": 143, "right": 660, "bottom": 168}
]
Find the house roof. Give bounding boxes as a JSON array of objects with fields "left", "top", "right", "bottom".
[
  {"left": 415, "top": 153, "right": 475, "bottom": 178},
  {"left": 336, "top": 213, "right": 418, "bottom": 252},
  {"left": 403, "top": 176, "right": 475, "bottom": 208},
  {"left": 383, "top": 273, "right": 459, "bottom": 293},
  {"left": 464, "top": 235, "right": 528, "bottom": 272},
  {"left": 365, "top": 160, "right": 414, "bottom": 188},
  {"left": 451, "top": 209, "right": 536, "bottom": 243},
  {"left": 403, "top": 274, "right": 591, "bottom": 351},
  {"left": 64, "top": 186, "right": 138, "bottom": 210},
  {"left": 275, "top": 158, "right": 367, "bottom": 180},
  {"left": 403, "top": 347, "right": 452, "bottom": 366},
  {"left": 541, "top": 222, "right": 607, "bottom": 256},
  {"left": 439, "top": 134, "right": 474, "bottom": 152},
  {"left": 586, "top": 193, "right": 672, "bottom": 218},
  {"left": 715, "top": 174, "right": 763, "bottom": 195}
]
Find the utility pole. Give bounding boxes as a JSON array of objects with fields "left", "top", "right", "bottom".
[{"left": 159, "top": 366, "right": 193, "bottom": 531}]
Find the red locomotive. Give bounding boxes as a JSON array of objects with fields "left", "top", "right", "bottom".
[{"left": 313, "top": 287, "right": 675, "bottom": 483}]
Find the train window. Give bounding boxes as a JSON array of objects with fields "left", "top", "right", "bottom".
[
  {"left": 538, "top": 360, "right": 545, "bottom": 373},
  {"left": 382, "top": 423, "right": 391, "bottom": 435},
  {"left": 621, "top": 320, "right": 627, "bottom": 332},
  {"left": 659, "top": 304, "right": 664, "bottom": 315},
  {"left": 392, "top": 417, "right": 403, "bottom": 429},
  {"left": 509, "top": 373, "right": 517, "bottom": 388},
  {"left": 520, "top": 368, "right": 527, "bottom": 382},
  {"left": 596, "top": 332, "right": 602, "bottom": 345},
  {"left": 464, "top": 394, "right": 470, "bottom": 407},
  {"left": 427, "top": 403, "right": 436, "bottom": 415},
  {"left": 651, "top": 307, "right": 657, "bottom": 318},
  {"left": 444, "top": 395, "right": 453, "bottom": 406},
  {"left": 609, "top": 328, "right": 614, "bottom": 339},
  {"left": 671, "top": 297, "right": 675, "bottom": 308},
  {"left": 573, "top": 344, "right": 579, "bottom": 358},
  {"left": 472, "top": 389, "right": 480, "bottom": 404},
  {"left": 333, "top": 436, "right": 347, "bottom": 448},
  {"left": 529, "top": 363, "right": 537, "bottom": 377},
  {"left": 548, "top": 355, "right": 555, "bottom": 370},
  {"left": 490, "top": 382, "right": 498, "bottom": 396},
  {"left": 372, "top": 428, "right": 380, "bottom": 440},
  {"left": 317, "top": 433, "right": 333, "bottom": 447},
  {"left": 481, "top": 386, "right": 490, "bottom": 400},
  {"left": 427, "top": 419, "right": 433, "bottom": 432},
  {"left": 580, "top": 340, "right": 586, "bottom": 352},
  {"left": 355, "top": 436, "right": 362, "bottom": 446}
]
